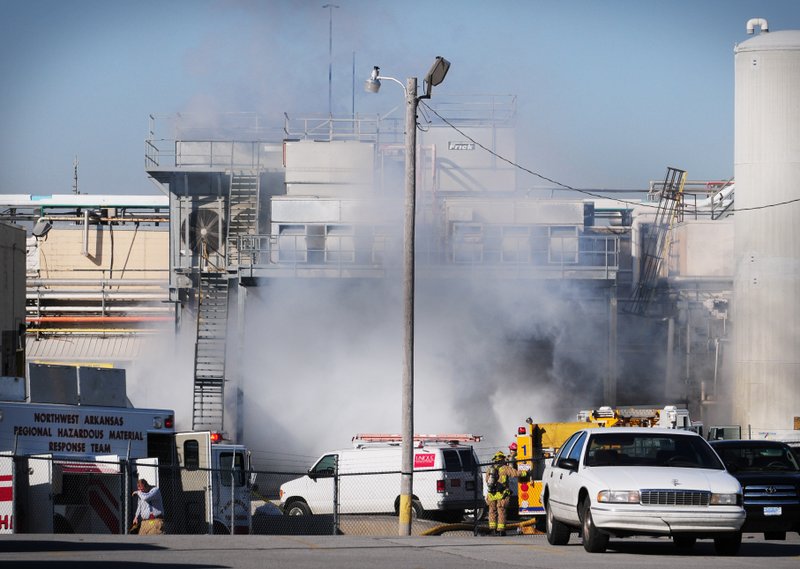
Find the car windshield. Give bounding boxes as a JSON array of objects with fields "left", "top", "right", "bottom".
[
  {"left": 714, "top": 445, "right": 800, "bottom": 472},
  {"left": 584, "top": 432, "right": 724, "bottom": 469}
]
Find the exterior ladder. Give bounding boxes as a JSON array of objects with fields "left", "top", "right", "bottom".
[
  {"left": 192, "top": 270, "right": 229, "bottom": 432},
  {"left": 628, "top": 167, "right": 686, "bottom": 316},
  {"left": 227, "top": 171, "right": 260, "bottom": 267}
]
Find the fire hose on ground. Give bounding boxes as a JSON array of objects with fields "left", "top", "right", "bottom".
[{"left": 421, "top": 517, "right": 543, "bottom": 536}]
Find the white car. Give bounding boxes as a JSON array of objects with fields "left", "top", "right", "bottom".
[{"left": 542, "top": 427, "right": 745, "bottom": 554}]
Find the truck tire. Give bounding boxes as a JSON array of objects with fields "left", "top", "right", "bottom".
[
  {"left": 545, "top": 502, "right": 570, "bottom": 545},
  {"left": 581, "top": 498, "right": 609, "bottom": 553},
  {"left": 284, "top": 500, "right": 311, "bottom": 516}
]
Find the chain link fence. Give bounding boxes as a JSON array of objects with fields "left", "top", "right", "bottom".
[
  {"left": 2, "top": 454, "right": 537, "bottom": 536},
  {"left": 1, "top": 454, "right": 250, "bottom": 535},
  {"left": 250, "top": 459, "right": 534, "bottom": 537}
]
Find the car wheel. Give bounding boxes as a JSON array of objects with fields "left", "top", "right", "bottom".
[
  {"left": 284, "top": 500, "right": 311, "bottom": 516},
  {"left": 395, "top": 498, "right": 424, "bottom": 519},
  {"left": 673, "top": 535, "right": 697, "bottom": 550},
  {"left": 545, "top": 502, "right": 570, "bottom": 545},
  {"left": 581, "top": 499, "right": 609, "bottom": 553},
  {"left": 713, "top": 532, "right": 742, "bottom": 556}
]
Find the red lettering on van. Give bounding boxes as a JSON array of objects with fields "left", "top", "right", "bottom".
[{"left": 414, "top": 453, "right": 436, "bottom": 468}]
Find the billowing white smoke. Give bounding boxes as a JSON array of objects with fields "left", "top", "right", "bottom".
[
  {"left": 235, "top": 272, "right": 609, "bottom": 471},
  {"left": 127, "top": 323, "right": 195, "bottom": 429},
  {"left": 122, "top": 244, "right": 616, "bottom": 472}
]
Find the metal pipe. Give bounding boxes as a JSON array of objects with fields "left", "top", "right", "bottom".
[
  {"left": 41, "top": 215, "right": 169, "bottom": 223},
  {"left": 26, "top": 316, "right": 173, "bottom": 323},
  {"left": 25, "top": 327, "right": 162, "bottom": 334},
  {"left": 666, "top": 317, "right": 675, "bottom": 400},
  {"left": 28, "top": 279, "right": 167, "bottom": 286},
  {"left": 26, "top": 306, "right": 172, "bottom": 313},
  {"left": 26, "top": 292, "right": 167, "bottom": 300},
  {"left": 82, "top": 209, "right": 90, "bottom": 257},
  {"left": 746, "top": 18, "right": 768, "bottom": 34},
  {"left": 712, "top": 337, "right": 720, "bottom": 399}
]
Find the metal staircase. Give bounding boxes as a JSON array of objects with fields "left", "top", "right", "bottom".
[
  {"left": 192, "top": 270, "right": 229, "bottom": 431},
  {"left": 227, "top": 171, "right": 260, "bottom": 266},
  {"left": 627, "top": 167, "right": 686, "bottom": 316},
  {"left": 190, "top": 171, "right": 259, "bottom": 432}
]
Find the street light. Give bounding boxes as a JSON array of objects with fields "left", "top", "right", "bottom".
[
  {"left": 365, "top": 56, "right": 450, "bottom": 536},
  {"left": 322, "top": 4, "right": 339, "bottom": 115}
]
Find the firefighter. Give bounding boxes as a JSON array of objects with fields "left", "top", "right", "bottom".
[{"left": 485, "top": 450, "right": 526, "bottom": 536}]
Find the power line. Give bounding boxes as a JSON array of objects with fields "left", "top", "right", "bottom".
[
  {"left": 420, "top": 100, "right": 800, "bottom": 214},
  {"left": 419, "top": 100, "right": 647, "bottom": 209},
  {"left": 733, "top": 196, "right": 800, "bottom": 212}
]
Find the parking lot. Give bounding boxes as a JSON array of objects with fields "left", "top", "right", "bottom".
[{"left": 1, "top": 532, "right": 798, "bottom": 569}]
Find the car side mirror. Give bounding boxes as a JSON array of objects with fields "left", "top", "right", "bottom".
[
  {"left": 560, "top": 458, "right": 579, "bottom": 471},
  {"left": 725, "top": 462, "right": 739, "bottom": 473},
  {"left": 308, "top": 470, "right": 317, "bottom": 481}
]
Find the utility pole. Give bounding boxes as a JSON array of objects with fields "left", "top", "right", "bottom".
[
  {"left": 398, "top": 76, "right": 418, "bottom": 537},
  {"left": 364, "top": 57, "right": 450, "bottom": 536},
  {"left": 323, "top": 4, "right": 339, "bottom": 116}
]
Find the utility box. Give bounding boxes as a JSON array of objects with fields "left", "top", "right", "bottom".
[
  {"left": 27, "top": 363, "right": 127, "bottom": 407},
  {"left": 78, "top": 367, "right": 126, "bottom": 407},
  {"left": 27, "top": 363, "right": 79, "bottom": 405}
]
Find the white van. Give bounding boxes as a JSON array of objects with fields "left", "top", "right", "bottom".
[{"left": 279, "top": 435, "right": 482, "bottom": 521}]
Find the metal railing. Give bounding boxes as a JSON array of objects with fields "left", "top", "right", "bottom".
[{"left": 227, "top": 232, "right": 620, "bottom": 280}]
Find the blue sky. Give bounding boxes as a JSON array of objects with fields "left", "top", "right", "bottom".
[{"left": 1, "top": 0, "right": 798, "bottom": 196}]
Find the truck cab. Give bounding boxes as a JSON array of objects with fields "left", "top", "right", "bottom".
[{"left": 172, "top": 432, "right": 252, "bottom": 534}]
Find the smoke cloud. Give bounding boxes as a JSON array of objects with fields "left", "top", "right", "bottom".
[{"left": 234, "top": 268, "right": 614, "bottom": 470}]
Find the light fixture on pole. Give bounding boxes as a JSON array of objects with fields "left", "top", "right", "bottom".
[
  {"left": 365, "top": 56, "right": 450, "bottom": 537},
  {"left": 323, "top": 4, "right": 339, "bottom": 116}
]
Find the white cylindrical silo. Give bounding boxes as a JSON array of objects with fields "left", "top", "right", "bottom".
[{"left": 733, "top": 24, "right": 800, "bottom": 436}]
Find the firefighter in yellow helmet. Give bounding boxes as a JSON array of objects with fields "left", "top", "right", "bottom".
[{"left": 485, "top": 449, "right": 526, "bottom": 536}]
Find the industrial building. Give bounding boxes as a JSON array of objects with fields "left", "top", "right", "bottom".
[{"left": 1, "top": 19, "right": 797, "bottom": 451}]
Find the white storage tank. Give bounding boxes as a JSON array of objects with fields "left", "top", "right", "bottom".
[{"left": 733, "top": 20, "right": 800, "bottom": 435}]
